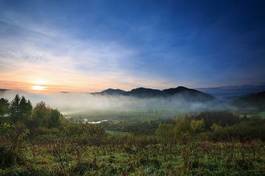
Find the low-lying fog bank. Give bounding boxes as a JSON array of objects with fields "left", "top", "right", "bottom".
[{"left": 0, "top": 90, "right": 234, "bottom": 118}]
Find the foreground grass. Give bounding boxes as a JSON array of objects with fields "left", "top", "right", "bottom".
[{"left": 1, "top": 141, "right": 265, "bottom": 176}]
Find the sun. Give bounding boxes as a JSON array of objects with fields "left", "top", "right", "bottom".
[
  {"left": 31, "top": 79, "right": 48, "bottom": 91},
  {"left": 32, "top": 85, "right": 47, "bottom": 91}
]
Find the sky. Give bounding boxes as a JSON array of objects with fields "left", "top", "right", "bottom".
[{"left": 0, "top": 0, "right": 265, "bottom": 93}]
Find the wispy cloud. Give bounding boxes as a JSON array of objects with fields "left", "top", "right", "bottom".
[
  {"left": 1, "top": 0, "right": 265, "bottom": 91},
  {"left": 0, "top": 10, "right": 174, "bottom": 92}
]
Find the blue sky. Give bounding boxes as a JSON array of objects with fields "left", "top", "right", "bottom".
[{"left": 0, "top": 0, "right": 265, "bottom": 91}]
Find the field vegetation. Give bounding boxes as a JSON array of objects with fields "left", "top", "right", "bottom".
[{"left": 0, "top": 95, "right": 265, "bottom": 175}]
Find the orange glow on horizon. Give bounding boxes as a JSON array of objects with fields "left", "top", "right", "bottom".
[
  {"left": 0, "top": 72, "right": 175, "bottom": 93},
  {"left": 0, "top": 78, "right": 177, "bottom": 93},
  {"left": 0, "top": 80, "right": 133, "bottom": 93}
]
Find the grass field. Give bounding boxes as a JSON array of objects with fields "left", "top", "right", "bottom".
[{"left": 1, "top": 139, "right": 265, "bottom": 176}]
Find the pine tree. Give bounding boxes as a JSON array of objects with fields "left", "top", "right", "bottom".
[
  {"left": 20, "top": 96, "right": 32, "bottom": 121},
  {"left": 0, "top": 98, "right": 9, "bottom": 117},
  {"left": 49, "top": 109, "right": 61, "bottom": 128},
  {"left": 10, "top": 94, "right": 21, "bottom": 122}
]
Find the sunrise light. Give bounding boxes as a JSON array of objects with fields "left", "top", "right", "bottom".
[
  {"left": 31, "top": 85, "right": 47, "bottom": 91},
  {"left": 31, "top": 79, "right": 48, "bottom": 91}
]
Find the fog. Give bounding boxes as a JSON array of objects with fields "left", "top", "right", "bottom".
[{"left": 0, "top": 90, "right": 233, "bottom": 119}]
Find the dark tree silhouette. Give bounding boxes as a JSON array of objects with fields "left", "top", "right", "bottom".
[
  {"left": 0, "top": 98, "right": 9, "bottom": 117},
  {"left": 49, "top": 109, "right": 61, "bottom": 128},
  {"left": 9, "top": 94, "right": 21, "bottom": 122},
  {"left": 9, "top": 95, "right": 32, "bottom": 123},
  {"left": 19, "top": 96, "right": 32, "bottom": 121}
]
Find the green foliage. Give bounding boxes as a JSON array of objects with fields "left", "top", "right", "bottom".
[
  {"left": 31, "top": 101, "right": 50, "bottom": 127},
  {"left": 190, "top": 119, "right": 205, "bottom": 133},
  {"left": 49, "top": 109, "right": 62, "bottom": 128},
  {"left": 62, "top": 123, "right": 106, "bottom": 145},
  {"left": 64, "top": 123, "right": 105, "bottom": 137},
  {"left": 31, "top": 101, "right": 61, "bottom": 129},
  {"left": 155, "top": 123, "right": 176, "bottom": 144},
  {"left": 0, "top": 122, "right": 29, "bottom": 169},
  {"left": 174, "top": 117, "right": 192, "bottom": 135},
  {"left": 210, "top": 118, "right": 265, "bottom": 141},
  {"left": 210, "top": 123, "right": 222, "bottom": 132},
  {"left": 9, "top": 95, "right": 21, "bottom": 122},
  {"left": 0, "top": 98, "right": 9, "bottom": 118},
  {"left": 1, "top": 141, "right": 263, "bottom": 176},
  {"left": 0, "top": 167, "right": 52, "bottom": 176},
  {"left": 1, "top": 95, "right": 265, "bottom": 175},
  {"left": 105, "top": 120, "right": 160, "bottom": 135},
  {"left": 192, "top": 111, "right": 240, "bottom": 128},
  {"left": 156, "top": 117, "right": 198, "bottom": 144},
  {"left": 19, "top": 97, "right": 32, "bottom": 121},
  {"left": 9, "top": 95, "right": 32, "bottom": 123}
]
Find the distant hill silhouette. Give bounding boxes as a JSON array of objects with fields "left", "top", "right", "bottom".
[
  {"left": 93, "top": 88, "right": 128, "bottom": 96},
  {"left": 234, "top": 91, "right": 265, "bottom": 110},
  {"left": 129, "top": 87, "right": 162, "bottom": 97},
  {"left": 93, "top": 86, "right": 215, "bottom": 101},
  {"left": 199, "top": 84, "right": 265, "bottom": 100},
  {"left": 162, "top": 86, "right": 214, "bottom": 101}
]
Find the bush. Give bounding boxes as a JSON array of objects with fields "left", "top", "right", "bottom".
[
  {"left": 0, "top": 167, "right": 52, "bottom": 176},
  {"left": 192, "top": 111, "right": 240, "bottom": 128},
  {"left": 0, "top": 146, "right": 23, "bottom": 168},
  {"left": 210, "top": 118, "right": 265, "bottom": 141}
]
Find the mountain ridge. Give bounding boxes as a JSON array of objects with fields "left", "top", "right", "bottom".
[
  {"left": 93, "top": 86, "right": 215, "bottom": 101},
  {"left": 199, "top": 84, "right": 265, "bottom": 100},
  {"left": 234, "top": 90, "right": 265, "bottom": 110}
]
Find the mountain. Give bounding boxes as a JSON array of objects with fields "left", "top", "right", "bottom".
[
  {"left": 129, "top": 87, "right": 162, "bottom": 97},
  {"left": 199, "top": 84, "right": 265, "bottom": 101},
  {"left": 94, "top": 86, "right": 215, "bottom": 101},
  {"left": 234, "top": 91, "right": 265, "bottom": 110},
  {"left": 162, "top": 86, "right": 214, "bottom": 101},
  {"left": 92, "top": 88, "right": 128, "bottom": 96}
]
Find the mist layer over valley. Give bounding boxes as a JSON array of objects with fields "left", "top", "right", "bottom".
[{"left": 0, "top": 87, "right": 234, "bottom": 122}]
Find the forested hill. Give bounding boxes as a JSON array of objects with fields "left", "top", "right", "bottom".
[
  {"left": 234, "top": 91, "right": 265, "bottom": 110},
  {"left": 93, "top": 86, "right": 215, "bottom": 101}
]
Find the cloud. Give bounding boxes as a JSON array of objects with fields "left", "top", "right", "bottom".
[
  {"left": 0, "top": 11, "right": 174, "bottom": 92},
  {"left": 2, "top": 0, "right": 264, "bottom": 91}
]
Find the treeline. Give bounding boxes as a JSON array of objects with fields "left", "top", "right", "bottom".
[
  {"left": 0, "top": 95, "right": 106, "bottom": 171},
  {"left": 0, "top": 95, "right": 62, "bottom": 129},
  {"left": 0, "top": 95, "right": 107, "bottom": 145},
  {"left": 156, "top": 112, "right": 265, "bottom": 144},
  {"left": 0, "top": 95, "right": 63, "bottom": 169},
  {"left": 1, "top": 95, "right": 265, "bottom": 144},
  {"left": 102, "top": 111, "right": 265, "bottom": 143}
]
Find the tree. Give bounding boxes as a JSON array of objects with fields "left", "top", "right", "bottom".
[
  {"left": 32, "top": 101, "right": 50, "bottom": 127},
  {"left": 173, "top": 118, "right": 192, "bottom": 143},
  {"left": 210, "top": 123, "right": 222, "bottom": 132},
  {"left": 31, "top": 101, "right": 64, "bottom": 129},
  {"left": 0, "top": 98, "right": 9, "bottom": 117},
  {"left": 48, "top": 109, "right": 61, "bottom": 128},
  {"left": 190, "top": 119, "right": 205, "bottom": 133},
  {"left": 9, "top": 95, "right": 33, "bottom": 124},
  {"left": 0, "top": 122, "right": 29, "bottom": 167},
  {"left": 9, "top": 94, "right": 21, "bottom": 122},
  {"left": 19, "top": 96, "right": 32, "bottom": 121}
]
